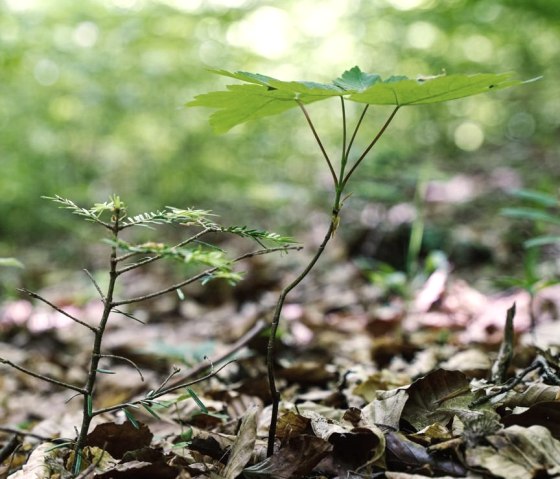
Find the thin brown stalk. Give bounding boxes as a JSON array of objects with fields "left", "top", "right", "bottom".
[
  {"left": 0, "top": 358, "right": 86, "bottom": 393},
  {"left": 19, "top": 289, "right": 97, "bottom": 333},
  {"left": 267, "top": 219, "right": 336, "bottom": 456},
  {"left": 297, "top": 101, "right": 338, "bottom": 186},
  {"left": 342, "top": 106, "right": 400, "bottom": 188}
]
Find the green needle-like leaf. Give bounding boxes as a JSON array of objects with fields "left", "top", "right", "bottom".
[{"left": 188, "top": 66, "right": 536, "bottom": 133}]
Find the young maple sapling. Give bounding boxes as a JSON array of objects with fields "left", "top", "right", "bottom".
[
  {"left": 0, "top": 194, "right": 297, "bottom": 473},
  {"left": 190, "top": 66, "right": 537, "bottom": 455}
]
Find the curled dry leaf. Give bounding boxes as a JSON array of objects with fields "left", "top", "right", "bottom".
[{"left": 466, "top": 425, "right": 560, "bottom": 479}]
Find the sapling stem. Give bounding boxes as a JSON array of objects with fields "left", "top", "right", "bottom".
[
  {"left": 72, "top": 206, "right": 122, "bottom": 471},
  {"left": 266, "top": 103, "right": 400, "bottom": 456}
]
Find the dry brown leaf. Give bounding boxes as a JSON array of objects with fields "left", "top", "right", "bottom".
[
  {"left": 222, "top": 405, "right": 258, "bottom": 479},
  {"left": 401, "top": 369, "right": 473, "bottom": 430},
  {"left": 243, "top": 435, "right": 332, "bottom": 479},
  {"left": 466, "top": 425, "right": 560, "bottom": 479}
]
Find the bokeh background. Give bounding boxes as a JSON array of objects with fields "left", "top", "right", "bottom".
[{"left": 1, "top": 0, "right": 559, "bottom": 293}]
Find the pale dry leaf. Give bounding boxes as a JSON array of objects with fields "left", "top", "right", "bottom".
[{"left": 222, "top": 404, "right": 259, "bottom": 479}]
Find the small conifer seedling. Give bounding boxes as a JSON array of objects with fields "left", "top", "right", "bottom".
[{"left": 0, "top": 195, "right": 298, "bottom": 473}]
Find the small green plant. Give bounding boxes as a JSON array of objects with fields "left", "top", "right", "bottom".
[
  {"left": 0, "top": 194, "right": 297, "bottom": 473},
  {"left": 191, "top": 66, "right": 536, "bottom": 455},
  {"left": 500, "top": 188, "right": 560, "bottom": 333}
]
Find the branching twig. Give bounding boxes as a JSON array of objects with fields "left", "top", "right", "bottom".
[
  {"left": 91, "top": 360, "right": 235, "bottom": 416},
  {"left": 18, "top": 289, "right": 97, "bottom": 333},
  {"left": 95, "top": 354, "right": 144, "bottom": 381},
  {"left": 165, "top": 318, "right": 268, "bottom": 390},
  {"left": 113, "top": 245, "right": 300, "bottom": 306},
  {"left": 0, "top": 358, "right": 86, "bottom": 393},
  {"left": 116, "top": 226, "right": 215, "bottom": 274}
]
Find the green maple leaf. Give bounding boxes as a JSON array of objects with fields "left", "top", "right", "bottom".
[{"left": 188, "top": 66, "right": 538, "bottom": 133}]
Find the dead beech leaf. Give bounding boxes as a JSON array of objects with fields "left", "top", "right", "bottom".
[
  {"left": 501, "top": 383, "right": 560, "bottom": 408},
  {"left": 401, "top": 369, "right": 473, "bottom": 430},
  {"left": 8, "top": 442, "right": 62, "bottom": 479},
  {"left": 386, "top": 432, "right": 466, "bottom": 476},
  {"left": 467, "top": 425, "right": 560, "bottom": 479},
  {"left": 329, "top": 425, "right": 385, "bottom": 468},
  {"left": 502, "top": 401, "right": 560, "bottom": 439},
  {"left": 361, "top": 388, "right": 409, "bottom": 431},
  {"left": 86, "top": 421, "right": 153, "bottom": 459},
  {"left": 275, "top": 411, "right": 310, "bottom": 440},
  {"left": 222, "top": 405, "right": 258, "bottom": 479},
  {"left": 243, "top": 435, "right": 332, "bottom": 479}
]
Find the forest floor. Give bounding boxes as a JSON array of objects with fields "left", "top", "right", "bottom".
[{"left": 2, "top": 224, "right": 560, "bottom": 479}]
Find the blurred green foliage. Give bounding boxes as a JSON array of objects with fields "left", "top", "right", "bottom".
[{"left": 0, "top": 0, "right": 558, "bottom": 260}]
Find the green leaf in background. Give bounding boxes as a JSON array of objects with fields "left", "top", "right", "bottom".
[
  {"left": 0, "top": 258, "right": 24, "bottom": 268},
  {"left": 189, "top": 67, "right": 536, "bottom": 133},
  {"left": 501, "top": 207, "right": 560, "bottom": 227}
]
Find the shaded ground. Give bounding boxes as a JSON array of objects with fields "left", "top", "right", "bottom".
[{"left": 2, "top": 227, "right": 560, "bottom": 479}]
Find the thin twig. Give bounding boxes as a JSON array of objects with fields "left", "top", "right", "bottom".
[
  {"left": 91, "top": 360, "right": 235, "bottom": 416},
  {"left": 95, "top": 354, "right": 145, "bottom": 381},
  {"left": 18, "top": 289, "right": 97, "bottom": 333},
  {"left": 0, "top": 427, "right": 71, "bottom": 444},
  {"left": 0, "top": 434, "right": 20, "bottom": 463},
  {"left": 152, "top": 366, "right": 182, "bottom": 396},
  {"left": 297, "top": 100, "right": 338, "bottom": 186},
  {"left": 116, "top": 227, "right": 215, "bottom": 274},
  {"left": 165, "top": 318, "right": 268, "bottom": 390},
  {"left": 342, "top": 106, "right": 400, "bottom": 188},
  {"left": 267, "top": 220, "right": 336, "bottom": 456},
  {"left": 113, "top": 245, "right": 300, "bottom": 306},
  {"left": 470, "top": 362, "right": 541, "bottom": 407},
  {"left": 83, "top": 269, "right": 105, "bottom": 301},
  {"left": 0, "top": 358, "right": 86, "bottom": 393},
  {"left": 340, "top": 97, "right": 347, "bottom": 168}
]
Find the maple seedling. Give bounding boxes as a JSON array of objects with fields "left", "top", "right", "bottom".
[
  {"left": 0, "top": 194, "right": 297, "bottom": 474},
  {"left": 190, "top": 66, "right": 536, "bottom": 456}
]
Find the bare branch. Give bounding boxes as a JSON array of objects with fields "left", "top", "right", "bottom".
[
  {"left": 95, "top": 354, "right": 144, "bottom": 382},
  {"left": 0, "top": 358, "right": 86, "bottom": 394},
  {"left": 165, "top": 319, "right": 267, "bottom": 390},
  {"left": 18, "top": 289, "right": 97, "bottom": 333},
  {"left": 116, "top": 227, "right": 215, "bottom": 274},
  {"left": 83, "top": 269, "right": 105, "bottom": 301},
  {"left": 91, "top": 360, "right": 234, "bottom": 416},
  {"left": 113, "top": 245, "right": 301, "bottom": 306}
]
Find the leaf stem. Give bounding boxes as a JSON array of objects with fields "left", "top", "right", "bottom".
[
  {"left": 346, "top": 104, "right": 369, "bottom": 160},
  {"left": 342, "top": 106, "right": 400, "bottom": 188},
  {"left": 297, "top": 100, "right": 338, "bottom": 187}
]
